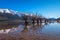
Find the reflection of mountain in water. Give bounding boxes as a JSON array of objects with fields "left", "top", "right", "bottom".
[
  {"left": 0, "top": 24, "right": 20, "bottom": 33},
  {"left": 0, "top": 23, "right": 46, "bottom": 33}
]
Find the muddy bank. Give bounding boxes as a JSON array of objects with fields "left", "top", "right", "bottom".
[{"left": 0, "top": 31, "right": 59, "bottom": 40}]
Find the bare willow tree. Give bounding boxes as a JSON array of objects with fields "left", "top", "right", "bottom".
[
  {"left": 21, "top": 14, "right": 28, "bottom": 32},
  {"left": 43, "top": 18, "right": 48, "bottom": 24},
  {"left": 31, "top": 16, "right": 36, "bottom": 24}
]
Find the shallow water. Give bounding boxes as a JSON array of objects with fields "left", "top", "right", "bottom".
[{"left": 0, "top": 23, "right": 60, "bottom": 40}]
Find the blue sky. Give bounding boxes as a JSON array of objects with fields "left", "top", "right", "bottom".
[{"left": 0, "top": 0, "right": 60, "bottom": 18}]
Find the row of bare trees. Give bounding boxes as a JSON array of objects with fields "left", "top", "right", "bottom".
[{"left": 21, "top": 14, "right": 48, "bottom": 32}]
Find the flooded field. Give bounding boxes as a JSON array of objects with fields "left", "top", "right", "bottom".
[{"left": 0, "top": 23, "right": 60, "bottom": 40}]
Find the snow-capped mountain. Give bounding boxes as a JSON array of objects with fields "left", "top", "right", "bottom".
[
  {"left": 0, "top": 9, "right": 18, "bottom": 15},
  {"left": 0, "top": 8, "right": 33, "bottom": 17},
  {"left": 0, "top": 9, "right": 11, "bottom": 13}
]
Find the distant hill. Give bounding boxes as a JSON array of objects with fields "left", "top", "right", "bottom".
[
  {"left": 48, "top": 18, "right": 56, "bottom": 20},
  {"left": 0, "top": 9, "right": 21, "bottom": 21}
]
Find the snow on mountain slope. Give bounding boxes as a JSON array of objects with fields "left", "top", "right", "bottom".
[
  {"left": 0, "top": 9, "right": 11, "bottom": 13},
  {"left": 0, "top": 9, "right": 18, "bottom": 15},
  {"left": 0, "top": 8, "right": 33, "bottom": 17}
]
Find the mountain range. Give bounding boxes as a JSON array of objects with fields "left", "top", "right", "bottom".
[{"left": 0, "top": 9, "right": 21, "bottom": 21}]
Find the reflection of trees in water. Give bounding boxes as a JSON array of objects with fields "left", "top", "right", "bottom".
[
  {"left": 44, "top": 23, "right": 48, "bottom": 25},
  {"left": 22, "top": 23, "right": 28, "bottom": 32},
  {"left": 31, "top": 23, "right": 44, "bottom": 33},
  {"left": 22, "top": 22, "right": 46, "bottom": 33}
]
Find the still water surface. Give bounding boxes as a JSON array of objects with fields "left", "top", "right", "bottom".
[
  {"left": 9, "top": 23, "right": 60, "bottom": 36},
  {"left": 0, "top": 23, "right": 60, "bottom": 40}
]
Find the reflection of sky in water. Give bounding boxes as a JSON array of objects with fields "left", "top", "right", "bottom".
[
  {"left": 0, "top": 23, "right": 60, "bottom": 37},
  {"left": 0, "top": 25, "right": 24, "bottom": 33},
  {"left": 42, "top": 23, "right": 60, "bottom": 36},
  {"left": 9, "top": 25, "right": 24, "bottom": 33},
  {"left": 0, "top": 29, "right": 11, "bottom": 33}
]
